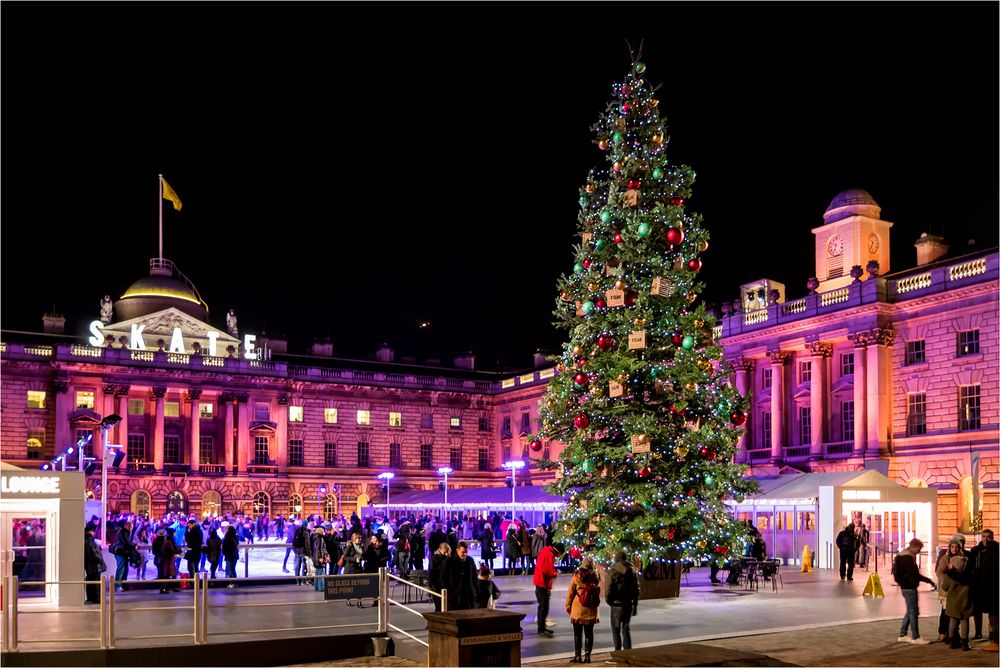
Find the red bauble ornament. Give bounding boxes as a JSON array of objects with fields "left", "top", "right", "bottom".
[
  {"left": 582, "top": 259, "right": 593, "bottom": 269},
  {"left": 688, "top": 258, "right": 702, "bottom": 272},
  {"left": 715, "top": 545, "right": 729, "bottom": 555},
  {"left": 669, "top": 197, "right": 684, "bottom": 206},
  {"left": 687, "top": 489, "right": 696, "bottom": 497},
  {"left": 574, "top": 413, "right": 591, "bottom": 430},
  {"left": 597, "top": 139, "right": 609, "bottom": 151},
  {"left": 671, "top": 334, "right": 683, "bottom": 346},
  {"left": 624, "top": 291, "right": 638, "bottom": 306},
  {"left": 613, "top": 232, "right": 624, "bottom": 244},
  {"left": 667, "top": 526, "right": 677, "bottom": 540},
  {"left": 621, "top": 85, "right": 632, "bottom": 96},
  {"left": 573, "top": 372, "right": 589, "bottom": 386},
  {"left": 622, "top": 102, "right": 631, "bottom": 114},
  {"left": 597, "top": 334, "right": 616, "bottom": 351},
  {"left": 638, "top": 466, "right": 652, "bottom": 478},
  {"left": 730, "top": 409, "right": 747, "bottom": 426},
  {"left": 576, "top": 358, "right": 587, "bottom": 368},
  {"left": 595, "top": 299, "right": 606, "bottom": 309},
  {"left": 699, "top": 446, "right": 709, "bottom": 457},
  {"left": 627, "top": 180, "right": 641, "bottom": 190},
  {"left": 530, "top": 440, "right": 543, "bottom": 452},
  {"left": 666, "top": 227, "right": 684, "bottom": 246}
]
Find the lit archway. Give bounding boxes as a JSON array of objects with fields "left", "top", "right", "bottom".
[
  {"left": 958, "top": 477, "right": 976, "bottom": 532},
  {"left": 131, "top": 489, "right": 151, "bottom": 516},
  {"left": 202, "top": 490, "right": 222, "bottom": 518},
  {"left": 288, "top": 493, "right": 304, "bottom": 517},
  {"left": 252, "top": 491, "right": 270, "bottom": 518},
  {"left": 907, "top": 478, "right": 928, "bottom": 488},
  {"left": 355, "top": 493, "right": 370, "bottom": 516},
  {"left": 323, "top": 494, "right": 337, "bottom": 518},
  {"left": 166, "top": 490, "right": 187, "bottom": 514}
]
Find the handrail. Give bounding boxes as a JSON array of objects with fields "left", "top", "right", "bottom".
[
  {"left": 384, "top": 570, "right": 444, "bottom": 648},
  {"left": 7, "top": 575, "right": 107, "bottom": 651}
]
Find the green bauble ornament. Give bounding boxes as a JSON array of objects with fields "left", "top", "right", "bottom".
[
  {"left": 582, "top": 459, "right": 595, "bottom": 473},
  {"left": 574, "top": 263, "right": 585, "bottom": 274},
  {"left": 600, "top": 210, "right": 612, "bottom": 224},
  {"left": 681, "top": 336, "right": 695, "bottom": 350},
  {"left": 635, "top": 61, "right": 646, "bottom": 74},
  {"left": 612, "top": 131, "right": 624, "bottom": 144},
  {"left": 579, "top": 195, "right": 590, "bottom": 207},
  {"left": 582, "top": 301, "right": 595, "bottom": 315},
  {"left": 595, "top": 239, "right": 605, "bottom": 251},
  {"left": 692, "top": 520, "right": 703, "bottom": 531},
  {"left": 652, "top": 167, "right": 664, "bottom": 180},
  {"left": 704, "top": 475, "right": 716, "bottom": 486},
  {"left": 637, "top": 222, "right": 651, "bottom": 237}
]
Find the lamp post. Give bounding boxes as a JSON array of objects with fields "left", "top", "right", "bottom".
[
  {"left": 318, "top": 484, "right": 328, "bottom": 519},
  {"left": 437, "top": 466, "right": 452, "bottom": 516},
  {"left": 98, "top": 414, "right": 123, "bottom": 546},
  {"left": 502, "top": 460, "right": 525, "bottom": 519},
  {"left": 378, "top": 472, "right": 395, "bottom": 517}
]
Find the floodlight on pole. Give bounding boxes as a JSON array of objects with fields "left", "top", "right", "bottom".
[
  {"left": 318, "top": 484, "right": 328, "bottom": 518},
  {"left": 378, "top": 472, "right": 395, "bottom": 513},
  {"left": 502, "top": 460, "right": 525, "bottom": 517},
  {"left": 97, "top": 414, "right": 123, "bottom": 546},
  {"left": 437, "top": 466, "right": 453, "bottom": 511}
]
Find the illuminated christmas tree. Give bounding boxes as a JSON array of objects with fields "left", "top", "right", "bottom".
[{"left": 536, "top": 58, "right": 757, "bottom": 566}]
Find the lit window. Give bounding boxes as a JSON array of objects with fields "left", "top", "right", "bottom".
[
  {"left": 26, "top": 430, "right": 44, "bottom": 459},
  {"left": 199, "top": 403, "right": 214, "bottom": 419},
  {"left": 389, "top": 411, "right": 402, "bottom": 427},
  {"left": 27, "top": 390, "right": 46, "bottom": 409},
  {"left": 128, "top": 399, "right": 145, "bottom": 416},
  {"left": 324, "top": 408, "right": 338, "bottom": 424},
  {"left": 450, "top": 417, "right": 462, "bottom": 429},
  {"left": 75, "top": 390, "right": 95, "bottom": 409},
  {"left": 289, "top": 406, "right": 304, "bottom": 422},
  {"left": 357, "top": 410, "right": 371, "bottom": 426},
  {"left": 164, "top": 401, "right": 180, "bottom": 418}
]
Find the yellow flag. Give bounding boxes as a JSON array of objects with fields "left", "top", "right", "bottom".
[{"left": 162, "top": 177, "right": 183, "bottom": 212}]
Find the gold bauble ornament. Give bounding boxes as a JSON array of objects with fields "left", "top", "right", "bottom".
[
  {"left": 687, "top": 294, "right": 698, "bottom": 303},
  {"left": 637, "top": 433, "right": 650, "bottom": 445},
  {"left": 673, "top": 259, "right": 685, "bottom": 271},
  {"left": 588, "top": 282, "right": 599, "bottom": 293},
  {"left": 612, "top": 161, "right": 623, "bottom": 172},
  {"left": 573, "top": 345, "right": 584, "bottom": 356},
  {"left": 591, "top": 348, "right": 600, "bottom": 357},
  {"left": 634, "top": 317, "right": 645, "bottom": 327},
  {"left": 651, "top": 99, "right": 660, "bottom": 108},
  {"left": 585, "top": 183, "right": 595, "bottom": 194},
  {"left": 674, "top": 445, "right": 690, "bottom": 458},
  {"left": 684, "top": 382, "right": 697, "bottom": 392},
  {"left": 698, "top": 240, "right": 709, "bottom": 252},
  {"left": 641, "top": 532, "right": 653, "bottom": 542},
  {"left": 616, "top": 373, "right": 628, "bottom": 383},
  {"left": 693, "top": 319, "right": 705, "bottom": 328},
  {"left": 590, "top": 385, "right": 604, "bottom": 397},
  {"left": 696, "top": 540, "right": 708, "bottom": 549},
  {"left": 698, "top": 360, "right": 713, "bottom": 372},
  {"left": 557, "top": 363, "right": 567, "bottom": 373},
  {"left": 614, "top": 278, "right": 627, "bottom": 291},
  {"left": 652, "top": 133, "right": 663, "bottom": 145},
  {"left": 546, "top": 400, "right": 554, "bottom": 409}
]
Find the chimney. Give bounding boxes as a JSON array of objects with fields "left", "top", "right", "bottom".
[
  {"left": 915, "top": 233, "right": 948, "bottom": 266},
  {"left": 308, "top": 338, "right": 334, "bottom": 357},
  {"left": 42, "top": 312, "right": 65, "bottom": 334},
  {"left": 533, "top": 350, "right": 549, "bottom": 368},
  {"left": 453, "top": 351, "right": 475, "bottom": 369},
  {"left": 376, "top": 343, "right": 395, "bottom": 363}
]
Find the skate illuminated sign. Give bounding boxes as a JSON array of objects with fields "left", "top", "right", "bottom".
[
  {"left": 1, "top": 475, "right": 61, "bottom": 495},
  {"left": 842, "top": 490, "right": 880, "bottom": 500},
  {"left": 86, "top": 321, "right": 257, "bottom": 360}
]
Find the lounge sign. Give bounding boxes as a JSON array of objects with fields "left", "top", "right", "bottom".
[
  {"left": 1, "top": 475, "right": 61, "bottom": 496},
  {"left": 87, "top": 321, "right": 258, "bottom": 360}
]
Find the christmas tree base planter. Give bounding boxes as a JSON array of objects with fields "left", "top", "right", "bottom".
[{"left": 638, "top": 550, "right": 681, "bottom": 599}]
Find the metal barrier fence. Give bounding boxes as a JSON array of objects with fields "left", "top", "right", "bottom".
[{"left": 385, "top": 569, "right": 445, "bottom": 648}]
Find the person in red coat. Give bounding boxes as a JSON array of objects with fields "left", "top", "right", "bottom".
[{"left": 533, "top": 542, "right": 564, "bottom": 637}]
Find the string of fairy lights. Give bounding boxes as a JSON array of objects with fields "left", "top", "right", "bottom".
[{"left": 534, "top": 60, "right": 758, "bottom": 565}]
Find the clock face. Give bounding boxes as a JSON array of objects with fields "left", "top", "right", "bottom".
[
  {"left": 827, "top": 235, "right": 844, "bottom": 256},
  {"left": 868, "top": 232, "right": 880, "bottom": 254}
]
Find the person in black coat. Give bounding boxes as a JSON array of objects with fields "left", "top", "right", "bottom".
[
  {"left": 836, "top": 524, "right": 858, "bottom": 581},
  {"left": 429, "top": 542, "right": 451, "bottom": 612},
  {"left": 481, "top": 524, "right": 497, "bottom": 570},
  {"left": 441, "top": 541, "right": 478, "bottom": 611},
  {"left": 84, "top": 526, "right": 106, "bottom": 603},
  {"left": 363, "top": 535, "right": 389, "bottom": 573},
  {"left": 322, "top": 524, "right": 343, "bottom": 575},
  {"left": 185, "top": 520, "right": 204, "bottom": 578},
  {"left": 428, "top": 524, "right": 447, "bottom": 556}
]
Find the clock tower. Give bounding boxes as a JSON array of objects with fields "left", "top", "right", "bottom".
[{"left": 811, "top": 189, "right": 892, "bottom": 291}]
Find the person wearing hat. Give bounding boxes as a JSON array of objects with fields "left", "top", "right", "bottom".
[
  {"left": 475, "top": 565, "right": 501, "bottom": 609},
  {"left": 84, "top": 525, "right": 106, "bottom": 604},
  {"left": 534, "top": 541, "right": 564, "bottom": 637}
]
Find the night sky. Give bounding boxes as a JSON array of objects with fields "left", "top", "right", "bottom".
[{"left": 2, "top": 5, "right": 997, "bottom": 370}]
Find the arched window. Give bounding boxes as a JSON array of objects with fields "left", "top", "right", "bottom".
[
  {"left": 166, "top": 490, "right": 187, "bottom": 514},
  {"left": 131, "top": 489, "right": 151, "bottom": 516},
  {"left": 253, "top": 491, "right": 270, "bottom": 518},
  {"left": 323, "top": 494, "right": 337, "bottom": 518},
  {"left": 958, "top": 476, "right": 975, "bottom": 532},
  {"left": 907, "top": 478, "right": 928, "bottom": 488},
  {"left": 202, "top": 490, "right": 222, "bottom": 518},
  {"left": 288, "top": 493, "right": 303, "bottom": 516},
  {"left": 355, "top": 493, "right": 370, "bottom": 516}
]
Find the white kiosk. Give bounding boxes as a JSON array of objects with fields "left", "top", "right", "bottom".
[
  {"left": 729, "top": 470, "right": 938, "bottom": 570},
  {"left": 1, "top": 463, "right": 85, "bottom": 605}
]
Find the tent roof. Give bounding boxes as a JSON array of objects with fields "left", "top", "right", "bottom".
[
  {"left": 747, "top": 470, "right": 900, "bottom": 501},
  {"left": 375, "top": 485, "right": 567, "bottom": 510}
]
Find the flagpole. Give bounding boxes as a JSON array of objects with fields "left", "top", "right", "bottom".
[{"left": 158, "top": 173, "right": 163, "bottom": 261}]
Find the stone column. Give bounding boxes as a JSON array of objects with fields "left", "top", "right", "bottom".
[
  {"left": 848, "top": 332, "right": 868, "bottom": 457},
  {"left": 732, "top": 358, "right": 755, "bottom": 463},
  {"left": 188, "top": 388, "right": 203, "bottom": 472},
  {"left": 54, "top": 379, "right": 70, "bottom": 459},
  {"left": 116, "top": 385, "right": 131, "bottom": 454},
  {"left": 236, "top": 392, "right": 250, "bottom": 473},
  {"left": 860, "top": 328, "right": 895, "bottom": 457},
  {"left": 221, "top": 392, "right": 235, "bottom": 474},
  {"left": 152, "top": 386, "right": 167, "bottom": 472},
  {"left": 275, "top": 394, "right": 289, "bottom": 473},
  {"left": 101, "top": 382, "right": 116, "bottom": 422},
  {"left": 767, "top": 350, "right": 790, "bottom": 465},
  {"left": 807, "top": 342, "right": 833, "bottom": 460}
]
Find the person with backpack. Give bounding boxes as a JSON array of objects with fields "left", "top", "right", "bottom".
[
  {"left": 565, "top": 555, "right": 601, "bottom": 663},
  {"left": 836, "top": 523, "right": 858, "bottom": 581},
  {"left": 607, "top": 550, "right": 640, "bottom": 651},
  {"left": 292, "top": 521, "right": 311, "bottom": 585},
  {"left": 894, "top": 538, "right": 936, "bottom": 644}
]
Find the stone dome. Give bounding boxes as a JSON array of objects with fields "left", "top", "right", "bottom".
[
  {"left": 823, "top": 189, "right": 881, "bottom": 224},
  {"left": 115, "top": 259, "right": 209, "bottom": 322}
]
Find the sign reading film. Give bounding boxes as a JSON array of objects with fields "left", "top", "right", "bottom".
[{"left": 323, "top": 574, "right": 379, "bottom": 600}]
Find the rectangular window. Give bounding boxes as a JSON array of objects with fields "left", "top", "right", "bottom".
[
  {"left": 164, "top": 401, "right": 180, "bottom": 418},
  {"left": 420, "top": 413, "right": 433, "bottom": 430},
  {"left": 503, "top": 443, "right": 511, "bottom": 463},
  {"left": 799, "top": 361, "right": 812, "bottom": 383},
  {"left": 420, "top": 442, "right": 432, "bottom": 469},
  {"left": 199, "top": 435, "right": 214, "bottom": 465},
  {"left": 288, "top": 438, "right": 304, "bottom": 466},
  {"left": 254, "top": 436, "right": 270, "bottom": 465},
  {"left": 75, "top": 390, "right": 95, "bottom": 409},
  {"left": 128, "top": 399, "right": 145, "bottom": 416},
  {"left": 75, "top": 428, "right": 91, "bottom": 445},
  {"left": 905, "top": 340, "right": 925, "bottom": 366},
  {"left": 799, "top": 406, "right": 811, "bottom": 445},
  {"left": 324, "top": 408, "right": 338, "bottom": 424},
  {"left": 254, "top": 403, "right": 271, "bottom": 421},
  {"left": 450, "top": 416, "right": 462, "bottom": 430},
  {"left": 289, "top": 406, "right": 304, "bottom": 422},
  {"left": 164, "top": 434, "right": 181, "bottom": 463},
  {"left": 520, "top": 412, "right": 532, "bottom": 435},
  {"left": 449, "top": 447, "right": 462, "bottom": 470},
  {"left": 478, "top": 447, "right": 490, "bottom": 471},
  {"left": 957, "top": 330, "right": 980, "bottom": 357},
  {"left": 27, "top": 390, "right": 46, "bottom": 409},
  {"left": 762, "top": 368, "right": 772, "bottom": 390},
  {"left": 841, "top": 401, "right": 854, "bottom": 441},
  {"left": 907, "top": 393, "right": 927, "bottom": 436},
  {"left": 127, "top": 434, "right": 146, "bottom": 462},
  {"left": 761, "top": 411, "right": 771, "bottom": 447},
  {"left": 840, "top": 353, "right": 854, "bottom": 376},
  {"left": 324, "top": 442, "right": 338, "bottom": 467},
  {"left": 26, "top": 429, "right": 44, "bottom": 459},
  {"left": 389, "top": 411, "right": 402, "bottom": 428},
  {"left": 478, "top": 416, "right": 490, "bottom": 432},
  {"left": 199, "top": 402, "right": 214, "bottom": 419},
  {"left": 501, "top": 415, "right": 513, "bottom": 439},
  {"left": 357, "top": 410, "right": 371, "bottom": 426},
  {"left": 357, "top": 441, "right": 370, "bottom": 468},
  {"left": 959, "top": 385, "right": 981, "bottom": 431},
  {"left": 390, "top": 442, "right": 403, "bottom": 468}
]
